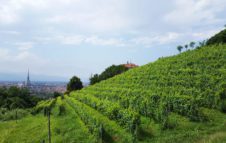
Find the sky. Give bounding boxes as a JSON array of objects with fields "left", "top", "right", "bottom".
[{"left": 0, "top": 0, "right": 226, "bottom": 82}]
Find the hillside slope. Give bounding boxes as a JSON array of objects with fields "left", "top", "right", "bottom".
[{"left": 0, "top": 44, "right": 226, "bottom": 143}]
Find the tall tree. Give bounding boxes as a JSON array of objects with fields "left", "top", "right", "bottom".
[
  {"left": 177, "top": 45, "right": 183, "bottom": 53},
  {"left": 189, "top": 42, "right": 195, "bottom": 49},
  {"left": 67, "top": 76, "right": 83, "bottom": 92},
  {"left": 184, "top": 44, "right": 188, "bottom": 51}
]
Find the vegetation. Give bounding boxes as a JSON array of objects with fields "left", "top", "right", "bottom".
[
  {"left": 207, "top": 29, "right": 226, "bottom": 45},
  {"left": 67, "top": 76, "right": 83, "bottom": 92},
  {"left": 177, "top": 45, "right": 183, "bottom": 53},
  {"left": 0, "top": 86, "right": 41, "bottom": 110},
  {"left": 90, "top": 65, "right": 129, "bottom": 85},
  {"left": 0, "top": 108, "right": 30, "bottom": 121},
  {"left": 53, "top": 92, "right": 63, "bottom": 98}
]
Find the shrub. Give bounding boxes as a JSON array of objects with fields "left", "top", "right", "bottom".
[{"left": 0, "top": 108, "right": 29, "bottom": 121}]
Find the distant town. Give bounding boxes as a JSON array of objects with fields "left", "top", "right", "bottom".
[
  {"left": 0, "top": 70, "right": 67, "bottom": 98},
  {"left": 0, "top": 62, "right": 138, "bottom": 98}
]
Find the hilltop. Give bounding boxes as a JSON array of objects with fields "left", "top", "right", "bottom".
[{"left": 0, "top": 44, "right": 226, "bottom": 142}]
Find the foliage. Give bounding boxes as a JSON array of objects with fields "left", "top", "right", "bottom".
[
  {"left": 31, "top": 99, "right": 56, "bottom": 115},
  {"left": 0, "top": 108, "right": 29, "bottom": 121},
  {"left": 177, "top": 45, "right": 183, "bottom": 53},
  {"left": 67, "top": 76, "right": 83, "bottom": 92},
  {"left": 206, "top": 29, "right": 226, "bottom": 45},
  {"left": 189, "top": 41, "right": 196, "bottom": 49},
  {"left": 0, "top": 86, "right": 41, "bottom": 110},
  {"left": 53, "top": 92, "right": 63, "bottom": 98},
  {"left": 90, "top": 65, "right": 129, "bottom": 85}
]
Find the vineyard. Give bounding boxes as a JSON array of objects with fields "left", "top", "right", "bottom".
[{"left": 0, "top": 44, "right": 226, "bottom": 143}]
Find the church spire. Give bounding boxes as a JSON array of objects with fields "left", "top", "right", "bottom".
[
  {"left": 27, "top": 69, "right": 30, "bottom": 81},
  {"left": 26, "top": 68, "right": 31, "bottom": 87}
]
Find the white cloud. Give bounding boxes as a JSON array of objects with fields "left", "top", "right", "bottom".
[
  {"left": 35, "top": 35, "right": 126, "bottom": 47},
  {"left": 0, "top": 47, "right": 50, "bottom": 76},
  {"left": 85, "top": 36, "right": 126, "bottom": 47},
  {"left": 192, "top": 29, "right": 220, "bottom": 39},
  {"left": 164, "top": 0, "right": 226, "bottom": 26},
  {"left": 58, "top": 35, "right": 84, "bottom": 45},
  {"left": 15, "top": 51, "right": 34, "bottom": 60},
  {"left": 0, "top": 4, "right": 19, "bottom": 24},
  {"left": 0, "top": 30, "right": 20, "bottom": 35},
  {"left": 0, "top": 0, "right": 131, "bottom": 31},
  {"left": 0, "top": 48, "right": 10, "bottom": 60},
  {"left": 0, "top": 47, "right": 39, "bottom": 62},
  {"left": 15, "top": 42, "right": 34, "bottom": 51},
  {"left": 34, "top": 33, "right": 181, "bottom": 48},
  {"left": 131, "top": 32, "right": 180, "bottom": 47},
  {"left": 46, "top": 0, "right": 131, "bottom": 32}
]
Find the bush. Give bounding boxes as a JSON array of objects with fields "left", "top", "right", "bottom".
[
  {"left": 0, "top": 86, "right": 41, "bottom": 110},
  {"left": 0, "top": 108, "right": 29, "bottom": 121},
  {"left": 90, "top": 65, "right": 129, "bottom": 85},
  {"left": 54, "top": 92, "right": 63, "bottom": 98},
  {"left": 67, "top": 76, "right": 83, "bottom": 92}
]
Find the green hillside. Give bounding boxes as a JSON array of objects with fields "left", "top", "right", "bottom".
[
  {"left": 207, "top": 29, "right": 226, "bottom": 45},
  {"left": 0, "top": 44, "right": 226, "bottom": 143}
]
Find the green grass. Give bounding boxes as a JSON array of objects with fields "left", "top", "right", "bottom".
[{"left": 0, "top": 115, "right": 47, "bottom": 143}]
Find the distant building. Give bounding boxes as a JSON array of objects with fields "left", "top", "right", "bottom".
[
  {"left": 25, "top": 69, "right": 31, "bottom": 87},
  {"left": 123, "top": 61, "right": 139, "bottom": 69}
]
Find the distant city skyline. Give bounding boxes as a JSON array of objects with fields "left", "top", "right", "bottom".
[{"left": 0, "top": 0, "right": 226, "bottom": 81}]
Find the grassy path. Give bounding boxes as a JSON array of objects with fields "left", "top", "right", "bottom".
[{"left": 0, "top": 115, "right": 48, "bottom": 143}]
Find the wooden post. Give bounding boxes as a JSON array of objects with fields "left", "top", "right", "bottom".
[
  {"left": 48, "top": 109, "right": 51, "bottom": 143},
  {"left": 99, "top": 124, "right": 103, "bottom": 143},
  {"left": 16, "top": 109, "right": 17, "bottom": 123}
]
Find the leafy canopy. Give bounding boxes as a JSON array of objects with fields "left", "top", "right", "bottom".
[{"left": 67, "top": 76, "right": 83, "bottom": 92}]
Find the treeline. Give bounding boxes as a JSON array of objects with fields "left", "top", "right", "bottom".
[
  {"left": 89, "top": 65, "right": 129, "bottom": 85},
  {"left": 176, "top": 26, "right": 226, "bottom": 53},
  {"left": 0, "top": 86, "right": 41, "bottom": 110},
  {"left": 65, "top": 65, "right": 129, "bottom": 93},
  {"left": 207, "top": 28, "right": 226, "bottom": 45}
]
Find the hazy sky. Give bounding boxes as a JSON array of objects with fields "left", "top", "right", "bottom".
[{"left": 0, "top": 0, "right": 225, "bottom": 81}]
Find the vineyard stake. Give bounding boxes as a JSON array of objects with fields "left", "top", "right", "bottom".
[{"left": 48, "top": 109, "right": 51, "bottom": 143}]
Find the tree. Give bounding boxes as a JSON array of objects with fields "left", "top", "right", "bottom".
[
  {"left": 184, "top": 44, "right": 188, "bottom": 51},
  {"left": 206, "top": 29, "right": 226, "bottom": 45},
  {"left": 189, "top": 42, "right": 195, "bottom": 49},
  {"left": 90, "top": 74, "right": 100, "bottom": 85},
  {"left": 177, "top": 45, "right": 183, "bottom": 53},
  {"left": 89, "top": 65, "right": 129, "bottom": 85},
  {"left": 67, "top": 76, "right": 83, "bottom": 92},
  {"left": 0, "top": 86, "right": 40, "bottom": 110},
  {"left": 197, "top": 40, "right": 206, "bottom": 48},
  {"left": 53, "top": 92, "right": 62, "bottom": 98}
]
